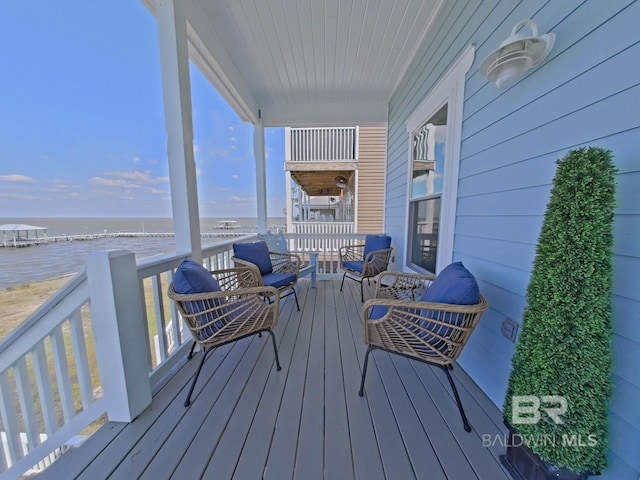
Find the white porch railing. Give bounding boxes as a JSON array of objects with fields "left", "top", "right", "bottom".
[
  {"left": 287, "top": 127, "right": 358, "bottom": 162},
  {"left": 0, "top": 231, "right": 376, "bottom": 479},
  {"left": 283, "top": 231, "right": 369, "bottom": 276},
  {"left": 0, "top": 270, "right": 101, "bottom": 479}
]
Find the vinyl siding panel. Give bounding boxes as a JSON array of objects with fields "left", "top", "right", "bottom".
[
  {"left": 385, "top": 0, "right": 640, "bottom": 477},
  {"left": 356, "top": 125, "right": 386, "bottom": 233}
]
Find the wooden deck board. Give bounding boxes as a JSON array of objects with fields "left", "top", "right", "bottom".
[
  {"left": 262, "top": 284, "right": 316, "bottom": 480},
  {"left": 40, "top": 278, "right": 511, "bottom": 480},
  {"left": 375, "top": 352, "right": 447, "bottom": 480},
  {"left": 334, "top": 278, "right": 386, "bottom": 480},
  {"left": 323, "top": 281, "right": 355, "bottom": 480},
  {"left": 293, "top": 280, "right": 326, "bottom": 480},
  {"left": 231, "top": 282, "right": 311, "bottom": 480}
]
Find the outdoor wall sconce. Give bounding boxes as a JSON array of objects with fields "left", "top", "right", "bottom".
[
  {"left": 335, "top": 176, "right": 348, "bottom": 199},
  {"left": 479, "top": 19, "right": 555, "bottom": 88}
]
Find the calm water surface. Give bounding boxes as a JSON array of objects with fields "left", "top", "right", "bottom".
[{"left": 0, "top": 218, "right": 283, "bottom": 290}]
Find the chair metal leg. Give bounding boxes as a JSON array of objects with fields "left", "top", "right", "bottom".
[
  {"left": 292, "top": 287, "right": 300, "bottom": 311},
  {"left": 340, "top": 272, "right": 347, "bottom": 292},
  {"left": 358, "top": 346, "right": 374, "bottom": 396},
  {"left": 187, "top": 340, "right": 197, "bottom": 360},
  {"left": 266, "top": 329, "right": 282, "bottom": 371},
  {"left": 185, "top": 348, "right": 210, "bottom": 407},
  {"left": 360, "top": 280, "right": 364, "bottom": 302},
  {"left": 442, "top": 365, "right": 472, "bottom": 432}
]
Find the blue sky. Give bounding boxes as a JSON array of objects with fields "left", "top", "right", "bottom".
[{"left": 0, "top": 0, "right": 286, "bottom": 218}]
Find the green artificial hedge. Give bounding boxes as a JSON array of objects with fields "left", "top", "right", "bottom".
[{"left": 503, "top": 147, "right": 616, "bottom": 473}]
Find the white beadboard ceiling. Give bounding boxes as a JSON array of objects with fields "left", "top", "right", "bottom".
[{"left": 147, "top": 0, "right": 443, "bottom": 126}]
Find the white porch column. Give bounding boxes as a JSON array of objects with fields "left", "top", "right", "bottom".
[
  {"left": 254, "top": 119, "right": 268, "bottom": 233},
  {"left": 157, "top": 0, "right": 202, "bottom": 261},
  {"left": 86, "top": 250, "right": 152, "bottom": 422},
  {"left": 285, "top": 171, "right": 293, "bottom": 233}
]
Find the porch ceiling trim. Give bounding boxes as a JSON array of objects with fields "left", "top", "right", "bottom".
[
  {"left": 260, "top": 102, "right": 388, "bottom": 128},
  {"left": 144, "top": 0, "right": 443, "bottom": 128}
]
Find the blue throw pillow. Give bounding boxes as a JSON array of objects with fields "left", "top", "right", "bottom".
[
  {"left": 173, "top": 260, "right": 226, "bottom": 339},
  {"left": 173, "top": 260, "right": 221, "bottom": 294},
  {"left": 233, "top": 241, "right": 273, "bottom": 275},
  {"left": 421, "top": 262, "right": 479, "bottom": 305},
  {"left": 363, "top": 235, "right": 391, "bottom": 259},
  {"left": 418, "top": 262, "right": 480, "bottom": 347}
]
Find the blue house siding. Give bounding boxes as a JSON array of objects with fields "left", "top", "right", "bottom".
[{"left": 385, "top": 0, "right": 640, "bottom": 477}]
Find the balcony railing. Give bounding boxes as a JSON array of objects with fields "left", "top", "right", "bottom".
[
  {"left": 287, "top": 127, "right": 358, "bottom": 162},
  {"left": 0, "top": 231, "right": 374, "bottom": 479}
]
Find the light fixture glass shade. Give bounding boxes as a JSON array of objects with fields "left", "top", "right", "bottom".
[
  {"left": 335, "top": 176, "right": 348, "bottom": 189},
  {"left": 479, "top": 20, "right": 555, "bottom": 88}
]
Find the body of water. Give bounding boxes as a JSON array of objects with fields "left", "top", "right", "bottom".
[{"left": 0, "top": 217, "right": 285, "bottom": 290}]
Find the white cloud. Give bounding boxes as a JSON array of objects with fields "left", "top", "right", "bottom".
[
  {"left": 0, "top": 174, "right": 36, "bottom": 183},
  {"left": 232, "top": 174, "right": 239, "bottom": 180},
  {"left": 229, "top": 195, "right": 255, "bottom": 202},
  {"left": 90, "top": 170, "right": 169, "bottom": 198},
  {"left": 193, "top": 144, "right": 200, "bottom": 153},
  {"left": 99, "top": 170, "right": 169, "bottom": 185},
  {"left": 0, "top": 192, "right": 39, "bottom": 200},
  {"left": 133, "top": 155, "right": 140, "bottom": 163}
]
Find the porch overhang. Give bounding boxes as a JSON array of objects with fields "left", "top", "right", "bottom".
[{"left": 143, "top": 0, "right": 443, "bottom": 127}]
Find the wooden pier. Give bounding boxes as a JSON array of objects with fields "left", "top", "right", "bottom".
[{"left": 0, "top": 231, "right": 254, "bottom": 248}]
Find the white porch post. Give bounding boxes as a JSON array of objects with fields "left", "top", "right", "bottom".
[
  {"left": 86, "top": 250, "right": 152, "bottom": 422},
  {"left": 285, "top": 171, "right": 293, "bottom": 233},
  {"left": 157, "top": 0, "right": 202, "bottom": 261},
  {"left": 254, "top": 119, "right": 268, "bottom": 233}
]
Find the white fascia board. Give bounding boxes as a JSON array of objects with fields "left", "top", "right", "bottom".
[
  {"left": 260, "top": 102, "right": 389, "bottom": 127},
  {"left": 143, "top": 0, "right": 259, "bottom": 123},
  {"left": 185, "top": 2, "right": 259, "bottom": 123}
]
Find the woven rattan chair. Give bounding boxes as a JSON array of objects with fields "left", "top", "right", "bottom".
[
  {"left": 232, "top": 240, "right": 302, "bottom": 311},
  {"left": 358, "top": 266, "right": 488, "bottom": 432},
  {"left": 257, "top": 232, "right": 317, "bottom": 288},
  {"left": 168, "top": 262, "right": 281, "bottom": 407},
  {"left": 339, "top": 234, "right": 393, "bottom": 302}
]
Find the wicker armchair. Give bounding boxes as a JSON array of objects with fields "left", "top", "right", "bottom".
[
  {"left": 339, "top": 234, "right": 393, "bottom": 302},
  {"left": 257, "top": 232, "right": 318, "bottom": 288},
  {"left": 232, "top": 240, "right": 301, "bottom": 311},
  {"left": 358, "top": 266, "right": 488, "bottom": 431},
  {"left": 168, "top": 262, "right": 281, "bottom": 407}
]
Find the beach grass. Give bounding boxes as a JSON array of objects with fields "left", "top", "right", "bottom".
[{"left": 0, "top": 276, "right": 72, "bottom": 340}]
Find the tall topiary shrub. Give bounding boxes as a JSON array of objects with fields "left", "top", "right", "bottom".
[{"left": 504, "top": 147, "right": 616, "bottom": 473}]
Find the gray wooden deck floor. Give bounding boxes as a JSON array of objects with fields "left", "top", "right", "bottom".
[{"left": 40, "top": 278, "right": 511, "bottom": 480}]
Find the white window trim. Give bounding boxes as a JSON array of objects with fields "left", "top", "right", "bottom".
[{"left": 404, "top": 44, "right": 475, "bottom": 273}]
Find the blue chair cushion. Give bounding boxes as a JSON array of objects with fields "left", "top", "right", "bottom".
[
  {"left": 419, "top": 262, "right": 480, "bottom": 345},
  {"left": 233, "top": 241, "right": 273, "bottom": 275},
  {"left": 262, "top": 272, "right": 297, "bottom": 289},
  {"left": 363, "top": 234, "right": 391, "bottom": 259},
  {"left": 173, "top": 260, "right": 227, "bottom": 339},
  {"left": 343, "top": 260, "right": 364, "bottom": 273},
  {"left": 369, "top": 305, "right": 388, "bottom": 320}
]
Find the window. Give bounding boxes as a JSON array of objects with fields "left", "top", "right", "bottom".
[
  {"left": 409, "top": 105, "right": 447, "bottom": 272},
  {"left": 405, "top": 45, "right": 474, "bottom": 273}
]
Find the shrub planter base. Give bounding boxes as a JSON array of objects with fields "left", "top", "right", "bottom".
[{"left": 500, "top": 423, "right": 592, "bottom": 480}]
